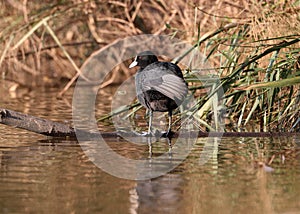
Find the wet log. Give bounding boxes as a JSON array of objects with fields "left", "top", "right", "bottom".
[
  {"left": 0, "top": 108, "right": 297, "bottom": 138},
  {"left": 0, "top": 108, "right": 76, "bottom": 137}
]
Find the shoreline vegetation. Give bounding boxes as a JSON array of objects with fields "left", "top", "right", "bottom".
[{"left": 1, "top": 0, "right": 299, "bottom": 133}]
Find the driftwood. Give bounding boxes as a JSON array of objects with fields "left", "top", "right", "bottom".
[
  {"left": 0, "top": 108, "right": 76, "bottom": 137},
  {"left": 0, "top": 108, "right": 297, "bottom": 139}
]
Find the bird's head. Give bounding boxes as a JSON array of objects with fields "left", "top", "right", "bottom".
[{"left": 129, "top": 51, "right": 158, "bottom": 69}]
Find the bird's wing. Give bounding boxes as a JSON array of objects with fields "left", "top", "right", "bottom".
[{"left": 143, "top": 74, "right": 188, "bottom": 103}]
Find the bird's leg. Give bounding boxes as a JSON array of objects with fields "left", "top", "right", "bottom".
[
  {"left": 132, "top": 110, "right": 154, "bottom": 137},
  {"left": 166, "top": 137, "right": 173, "bottom": 159},
  {"left": 147, "top": 110, "right": 153, "bottom": 136},
  {"left": 165, "top": 111, "right": 172, "bottom": 137}
]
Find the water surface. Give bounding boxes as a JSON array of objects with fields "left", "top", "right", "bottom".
[{"left": 0, "top": 83, "right": 299, "bottom": 213}]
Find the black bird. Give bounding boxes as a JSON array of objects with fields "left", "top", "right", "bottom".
[{"left": 129, "top": 51, "right": 188, "bottom": 136}]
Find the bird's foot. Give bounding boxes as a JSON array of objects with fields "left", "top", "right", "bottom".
[
  {"left": 132, "top": 130, "right": 154, "bottom": 137},
  {"left": 131, "top": 130, "right": 174, "bottom": 138}
]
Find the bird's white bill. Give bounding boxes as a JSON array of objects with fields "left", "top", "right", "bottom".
[{"left": 129, "top": 57, "right": 138, "bottom": 68}]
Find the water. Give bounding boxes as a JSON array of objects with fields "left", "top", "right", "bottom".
[{"left": 1, "top": 82, "right": 300, "bottom": 213}]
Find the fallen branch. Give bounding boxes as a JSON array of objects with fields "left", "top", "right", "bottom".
[
  {"left": 0, "top": 108, "right": 76, "bottom": 137},
  {"left": 0, "top": 108, "right": 297, "bottom": 139}
]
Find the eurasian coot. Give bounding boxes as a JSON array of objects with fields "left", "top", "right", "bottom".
[{"left": 129, "top": 51, "right": 188, "bottom": 136}]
